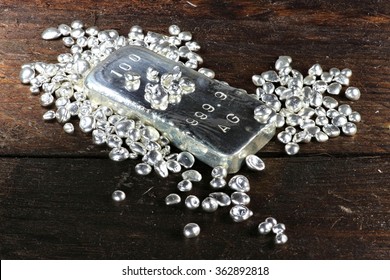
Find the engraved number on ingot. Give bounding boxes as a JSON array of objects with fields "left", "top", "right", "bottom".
[
  {"left": 202, "top": 104, "right": 215, "bottom": 113},
  {"left": 194, "top": 111, "right": 207, "bottom": 120},
  {"left": 215, "top": 91, "right": 227, "bottom": 100},
  {"left": 110, "top": 53, "right": 141, "bottom": 78},
  {"left": 186, "top": 118, "right": 199, "bottom": 126}
]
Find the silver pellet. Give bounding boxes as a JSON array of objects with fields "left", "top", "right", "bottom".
[
  {"left": 275, "top": 233, "right": 288, "bottom": 245},
  {"left": 261, "top": 70, "right": 280, "bottom": 83},
  {"left": 245, "top": 154, "right": 265, "bottom": 171},
  {"left": 63, "top": 123, "right": 74, "bottom": 134},
  {"left": 329, "top": 67, "right": 341, "bottom": 77},
  {"left": 142, "top": 150, "right": 163, "bottom": 165},
  {"left": 198, "top": 67, "right": 215, "bottom": 79},
  {"left": 43, "top": 110, "right": 56, "bottom": 121},
  {"left": 209, "top": 192, "right": 231, "bottom": 207},
  {"left": 182, "top": 170, "right": 202, "bottom": 182},
  {"left": 322, "top": 96, "right": 339, "bottom": 109},
  {"left": 184, "top": 195, "right": 200, "bottom": 210},
  {"left": 211, "top": 166, "right": 227, "bottom": 178},
  {"left": 135, "top": 163, "right": 152, "bottom": 175},
  {"left": 308, "top": 63, "right": 323, "bottom": 76},
  {"left": 322, "top": 124, "right": 340, "bottom": 137},
  {"left": 285, "top": 126, "right": 297, "bottom": 135},
  {"left": 177, "top": 180, "right": 193, "bottom": 192},
  {"left": 166, "top": 159, "right": 182, "bottom": 173},
  {"left": 342, "top": 122, "right": 357, "bottom": 136},
  {"left": 275, "top": 113, "right": 285, "bottom": 127},
  {"left": 209, "top": 177, "right": 227, "bottom": 189},
  {"left": 92, "top": 129, "right": 107, "bottom": 145},
  {"left": 348, "top": 111, "right": 361, "bottom": 123},
  {"left": 56, "top": 107, "right": 71, "bottom": 123},
  {"left": 42, "top": 27, "right": 62, "bottom": 40},
  {"left": 20, "top": 67, "right": 35, "bottom": 84},
  {"left": 258, "top": 221, "right": 273, "bottom": 235},
  {"left": 341, "top": 68, "right": 352, "bottom": 77},
  {"left": 201, "top": 197, "right": 218, "bottom": 212},
  {"left": 231, "top": 192, "right": 250, "bottom": 205},
  {"left": 165, "top": 193, "right": 181, "bottom": 205},
  {"left": 177, "top": 151, "right": 195, "bottom": 168},
  {"left": 112, "top": 190, "right": 126, "bottom": 202},
  {"left": 338, "top": 104, "right": 353, "bottom": 116},
  {"left": 58, "top": 24, "right": 71, "bottom": 36},
  {"left": 142, "top": 125, "right": 160, "bottom": 141},
  {"left": 332, "top": 115, "right": 348, "bottom": 127},
  {"left": 40, "top": 93, "right": 54, "bottom": 107},
  {"left": 333, "top": 74, "right": 349, "bottom": 86},
  {"left": 265, "top": 217, "right": 277, "bottom": 226},
  {"left": 252, "top": 74, "right": 265, "bottom": 86},
  {"left": 272, "top": 223, "right": 286, "bottom": 234},
  {"left": 345, "top": 87, "right": 361, "bottom": 101},
  {"left": 109, "top": 147, "right": 130, "bottom": 161},
  {"left": 154, "top": 160, "right": 169, "bottom": 178},
  {"left": 326, "top": 108, "right": 340, "bottom": 119},
  {"left": 321, "top": 72, "right": 333, "bottom": 83},
  {"left": 285, "top": 142, "right": 300, "bottom": 155},
  {"left": 228, "top": 175, "right": 250, "bottom": 192},
  {"left": 254, "top": 105, "right": 273, "bottom": 124},
  {"left": 327, "top": 82, "right": 342, "bottom": 95},
  {"left": 79, "top": 115, "right": 95, "bottom": 133},
  {"left": 107, "top": 134, "right": 123, "bottom": 148},
  {"left": 183, "top": 223, "right": 200, "bottom": 238},
  {"left": 315, "top": 131, "right": 329, "bottom": 142},
  {"left": 129, "top": 142, "right": 147, "bottom": 156},
  {"left": 229, "top": 205, "right": 253, "bottom": 222}
]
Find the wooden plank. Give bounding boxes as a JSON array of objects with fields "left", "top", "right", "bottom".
[{"left": 0, "top": 156, "right": 388, "bottom": 259}]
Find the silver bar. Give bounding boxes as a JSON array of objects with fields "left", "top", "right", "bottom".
[{"left": 85, "top": 46, "right": 275, "bottom": 173}]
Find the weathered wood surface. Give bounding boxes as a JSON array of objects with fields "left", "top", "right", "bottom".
[{"left": 0, "top": 0, "right": 389, "bottom": 259}]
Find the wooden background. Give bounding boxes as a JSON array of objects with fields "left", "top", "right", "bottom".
[{"left": 0, "top": 0, "right": 389, "bottom": 259}]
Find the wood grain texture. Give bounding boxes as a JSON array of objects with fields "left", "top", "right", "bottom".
[{"left": 0, "top": 0, "right": 389, "bottom": 259}]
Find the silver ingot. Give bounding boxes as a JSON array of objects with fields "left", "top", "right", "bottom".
[{"left": 85, "top": 46, "right": 275, "bottom": 173}]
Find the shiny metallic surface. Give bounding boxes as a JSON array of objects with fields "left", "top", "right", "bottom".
[
  {"left": 231, "top": 192, "right": 250, "bottom": 205},
  {"left": 85, "top": 46, "right": 275, "bottom": 173},
  {"left": 229, "top": 205, "right": 253, "bottom": 222},
  {"left": 228, "top": 175, "right": 250, "bottom": 192},
  {"left": 184, "top": 195, "right": 200, "bottom": 210},
  {"left": 209, "top": 192, "right": 231, "bottom": 206},
  {"left": 182, "top": 170, "right": 202, "bottom": 182},
  {"left": 165, "top": 193, "right": 181, "bottom": 205},
  {"left": 245, "top": 154, "right": 265, "bottom": 171},
  {"left": 183, "top": 223, "right": 200, "bottom": 238},
  {"left": 201, "top": 197, "right": 218, "bottom": 212},
  {"left": 258, "top": 221, "right": 273, "bottom": 235},
  {"left": 111, "top": 190, "right": 126, "bottom": 202},
  {"left": 177, "top": 180, "right": 193, "bottom": 192}
]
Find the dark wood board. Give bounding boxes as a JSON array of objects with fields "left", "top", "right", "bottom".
[{"left": 0, "top": 0, "right": 389, "bottom": 259}]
